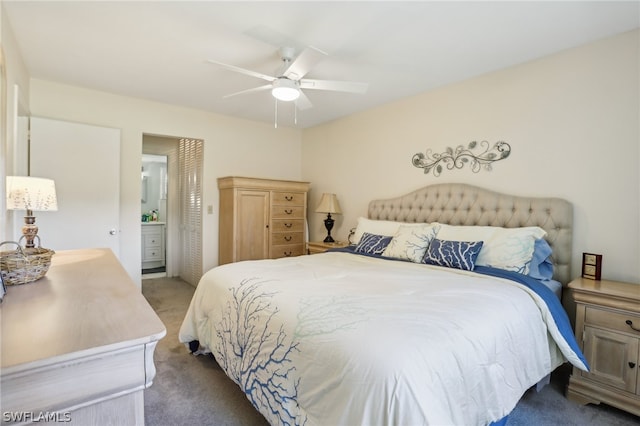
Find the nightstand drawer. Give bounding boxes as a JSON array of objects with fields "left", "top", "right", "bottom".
[{"left": 585, "top": 306, "right": 640, "bottom": 335}]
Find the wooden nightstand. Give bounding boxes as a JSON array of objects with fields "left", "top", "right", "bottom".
[
  {"left": 566, "top": 277, "right": 640, "bottom": 416},
  {"left": 307, "top": 241, "right": 349, "bottom": 254}
]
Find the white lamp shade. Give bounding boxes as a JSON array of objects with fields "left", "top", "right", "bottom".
[
  {"left": 6, "top": 176, "right": 58, "bottom": 211},
  {"left": 316, "top": 193, "right": 342, "bottom": 214}
]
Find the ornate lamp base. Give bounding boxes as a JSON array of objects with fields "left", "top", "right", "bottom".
[{"left": 323, "top": 213, "right": 335, "bottom": 243}]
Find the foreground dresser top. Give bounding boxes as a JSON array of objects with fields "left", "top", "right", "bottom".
[{"left": 0, "top": 248, "right": 166, "bottom": 371}]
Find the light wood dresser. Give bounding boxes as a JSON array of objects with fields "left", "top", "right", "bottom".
[
  {"left": 218, "top": 176, "right": 310, "bottom": 265},
  {"left": 566, "top": 277, "right": 640, "bottom": 416},
  {"left": 0, "top": 248, "right": 166, "bottom": 425}
]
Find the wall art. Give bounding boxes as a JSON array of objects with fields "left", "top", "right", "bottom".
[{"left": 412, "top": 141, "right": 511, "bottom": 176}]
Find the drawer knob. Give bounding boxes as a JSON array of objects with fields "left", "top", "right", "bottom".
[
  {"left": 284, "top": 209, "right": 293, "bottom": 215},
  {"left": 284, "top": 236, "right": 292, "bottom": 242},
  {"left": 625, "top": 320, "right": 640, "bottom": 332},
  {"left": 284, "top": 251, "right": 292, "bottom": 257},
  {"left": 284, "top": 223, "right": 292, "bottom": 228},
  {"left": 630, "top": 362, "right": 637, "bottom": 369},
  {"left": 285, "top": 195, "right": 293, "bottom": 201}
]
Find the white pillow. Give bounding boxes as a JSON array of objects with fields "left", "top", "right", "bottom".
[
  {"left": 352, "top": 217, "right": 429, "bottom": 245},
  {"left": 351, "top": 217, "right": 401, "bottom": 245},
  {"left": 435, "top": 224, "right": 546, "bottom": 274},
  {"left": 382, "top": 223, "right": 440, "bottom": 263}
]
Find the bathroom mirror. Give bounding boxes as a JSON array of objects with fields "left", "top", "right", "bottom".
[{"left": 141, "top": 175, "right": 148, "bottom": 203}]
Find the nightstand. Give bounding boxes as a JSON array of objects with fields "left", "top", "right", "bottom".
[
  {"left": 307, "top": 241, "right": 349, "bottom": 254},
  {"left": 566, "top": 277, "right": 640, "bottom": 416}
]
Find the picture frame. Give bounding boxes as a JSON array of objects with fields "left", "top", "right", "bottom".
[{"left": 582, "top": 252, "right": 602, "bottom": 280}]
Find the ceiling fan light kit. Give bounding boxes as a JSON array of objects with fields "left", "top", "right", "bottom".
[
  {"left": 207, "top": 45, "right": 368, "bottom": 126},
  {"left": 271, "top": 78, "right": 300, "bottom": 101}
]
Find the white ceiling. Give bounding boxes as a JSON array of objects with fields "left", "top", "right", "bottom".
[{"left": 3, "top": 1, "right": 639, "bottom": 129}]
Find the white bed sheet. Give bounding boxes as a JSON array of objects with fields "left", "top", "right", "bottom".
[{"left": 179, "top": 252, "right": 579, "bottom": 425}]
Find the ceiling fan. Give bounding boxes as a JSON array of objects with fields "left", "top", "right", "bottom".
[{"left": 207, "top": 46, "right": 368, "bottom": 111}]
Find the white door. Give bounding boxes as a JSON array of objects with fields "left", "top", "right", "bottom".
[{"left": 29, "top": 117, "right": 121, "bottom": 255}]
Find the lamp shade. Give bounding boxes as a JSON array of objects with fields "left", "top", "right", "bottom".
[
  {"left": 6, "top": 176, "right": 58, "bottom": 212},
  {"left": 316, "top": 193, "right": 342, "bottom": 214}
]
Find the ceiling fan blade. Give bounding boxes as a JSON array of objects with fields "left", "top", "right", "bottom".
[
  {"left": 206, "top": 59, "right": 276, "bottom": 83},
  {"left": 282, "top": 46, "right": 327, "bottom": 80},
  {"left": 223, "top": 84, "right": 272, "bottom": 99},
  {"left": 300, "top": 78, "right": 368, "bottom": 94},
  {"left": 295, "top": 91, "right": 313, "bottom": 110}
]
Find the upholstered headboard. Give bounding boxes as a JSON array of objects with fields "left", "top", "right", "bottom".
[{"left": 368, "top": 183, "right": 573, "bottom": 285}]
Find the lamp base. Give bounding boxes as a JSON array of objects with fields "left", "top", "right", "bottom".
[
  {"left": 323, "top": 213, "right": 335, "bottom": 243},
  {"left": 22, "top": 212, "right": 39, "bottom": 248}
]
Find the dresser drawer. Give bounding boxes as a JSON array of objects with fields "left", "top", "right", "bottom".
[
  {"left": 271, "top": 192, "right": 305, "bottom": 206},
  {"left": 585, "top": 306, "right": 640, "bottom": 335},
  {"left": 271, "top": 219, "right": 304, "bottom": 232},
  {"left": 271, "top": 205, "right": 305, "bottom": 219},
  {"left": 270, "top": 244, "right": 305, "bottom": 259},
  {"left": 271, "top": 232, "right": 303, "bottom": 246}
]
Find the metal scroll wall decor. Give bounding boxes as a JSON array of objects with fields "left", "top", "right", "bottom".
[{"left": 412, "top": 140, "right": 511, "bottom": 176}]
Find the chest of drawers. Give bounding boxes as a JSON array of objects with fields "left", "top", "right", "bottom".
[{"left": 218, "top": 177, "right": 310, "bottom": 264}]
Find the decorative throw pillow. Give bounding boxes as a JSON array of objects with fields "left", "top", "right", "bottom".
[
  {"left": 354, "top": 232, "right": 393, "bottom": 255},
  {"left": 382, "top": 223, "right": 440, "bottom": 263},
  {"left": 436, "top": 224, "right": 546, "bottom": 274},
  {"left": 422, "top": 239, "right": 484, "bottom": 271}
]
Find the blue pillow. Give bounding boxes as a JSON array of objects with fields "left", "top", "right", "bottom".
[
  {"left": 422, "top": 239, "right": 484, "bottom": 271},
  {"left": 528, "top": 238, "right": 554, "bottom": 280},
  {"left": 354, "top": 232, "right": 393, "bottom": 255}
]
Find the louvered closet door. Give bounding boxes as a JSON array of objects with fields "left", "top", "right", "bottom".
[{"left": 178, "top": 139, "right": 203, "bottom": 286}]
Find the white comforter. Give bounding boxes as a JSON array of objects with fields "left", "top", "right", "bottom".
[{"left": 179, "top": 252, "right": 584, "bottom": 426}]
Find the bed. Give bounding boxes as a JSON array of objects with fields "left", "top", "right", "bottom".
[{"left": 179, "top": 183, "right": 588, "bottom": 425}]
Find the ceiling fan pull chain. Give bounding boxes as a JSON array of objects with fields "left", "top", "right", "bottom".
[{"left": 274, "top": 99, "right": 278, "bottom": 128}]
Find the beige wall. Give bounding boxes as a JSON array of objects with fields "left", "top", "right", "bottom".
[
  {"left": 1, "top": 2, "right": 31, "bottom": 240},
  {"left": 28, "top": 80, "right": 303, "bottom": 285},
  {"left": 303, "top": 30, "right": 640, "bottom": 284}
]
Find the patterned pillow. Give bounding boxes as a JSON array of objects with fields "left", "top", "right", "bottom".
[
  {"left": 382, "top": 223, "right": 440, "bottom": 263},
  {"left": 354, "top": 232, "right": 393, "bottom": 255},
  {"left": 423, "top": 239, "right": 484, "bottom": 271}
]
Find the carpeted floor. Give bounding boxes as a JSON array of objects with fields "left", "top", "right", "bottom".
[{"left": 142, "top": 277, "right": 639, "bottom": 426}]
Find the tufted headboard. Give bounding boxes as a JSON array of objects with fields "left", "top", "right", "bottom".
[{"left": 368, "top": 183, "right": 573, "bottom": 285}]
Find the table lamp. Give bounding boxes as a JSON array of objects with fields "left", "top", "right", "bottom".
[
  {"left": 316, "top": 193, "right": 342, "bottom": 243},
  {"left": 6, "top": 176, "right": 58, "bottom": 248}
]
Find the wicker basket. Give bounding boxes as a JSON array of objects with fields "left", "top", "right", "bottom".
[{"left": 0, "top": 239, "right": 55, "bottom": 286}]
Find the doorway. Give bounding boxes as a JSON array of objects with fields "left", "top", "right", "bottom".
[
  {"left": 142, "top": 135, "right": 203, "bottom": 286},
  {"left": 141, "top": 153, "right": 167, "bottom": 276}
]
